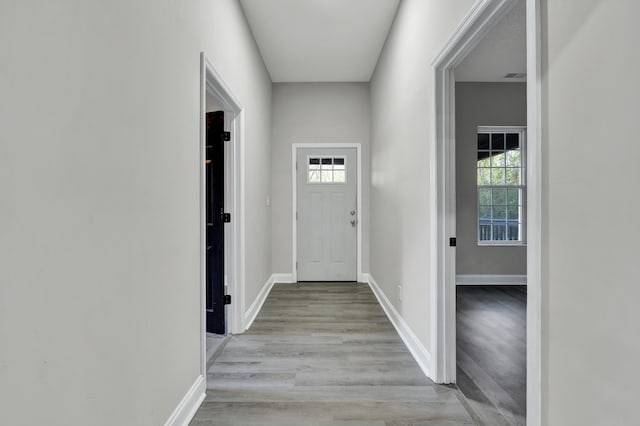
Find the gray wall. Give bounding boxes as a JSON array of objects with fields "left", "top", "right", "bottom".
[
  {"left": 0, "top": 1, "right": 272, "bottom": 424},
  {"left": 271, "top": 83, "right": 370, "bottom": 275},
  {"left": 373, "top": 2, "right": 640, "bottom": 423},
  {"left": 3, "top": 0, "right": 640, "bottom": 424},
  {"left": 542, "top": 0, "right": 640, "bottom": 424},
  {"left": 455, "top": 82, "right": 527, "bottom": 276},
  {"left": 370, "top": 0, "right": 476, "bottom": 353}
]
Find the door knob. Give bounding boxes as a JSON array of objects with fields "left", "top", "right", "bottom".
[{"left": 350, "top": 219, "right": 357, "bottom": 227}]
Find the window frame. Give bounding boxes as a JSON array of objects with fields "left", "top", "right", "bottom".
[
  {"left": 306, "top": 155, "right": 347, "bottom": 185},
  {"left": 476, "top": 126, "right": 527, "bottom": 247}
]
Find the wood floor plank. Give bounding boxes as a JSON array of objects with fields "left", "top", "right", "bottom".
[
  {"left": 191, "top": 282, "right": 477, "bottom": 425},
  {"left": 456, "top": 285, "right": 526, "bottom": 426}
]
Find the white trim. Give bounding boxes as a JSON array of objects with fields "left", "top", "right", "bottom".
[
  {"left": 243, "top": 274, "right": 296, "bottom": 331},
  {"left": 476, "top": 126, "right": 527, "bottom": 246},
  {"left": 477, "top": 241, "right": 526, "bottom": 247},
  {"left": 199, "top": 53, "right": 246, "bottom": 390},
  {"left": 272, "top": 273, "right": 295, "bottom": 284},
  {"left": 431, "top": 0, "right": 520, "bottom": 385},
  {"left": 456, "top": 274, "right": 527, "bottom": 286},
  {"left": 163, "top": 375, "right": 205, "bottom": 426},
  {"left": 291, "top": 143, "right": 363, "bottom": 283},
  {"left": 431, "top": 0, "right": 521, "bottom": 384},
  {"left": 366, "top": 274, "right": 433, "bottom": 380},
  {"left": 526, "top": 0, "right": 543, "bottom": 423},
  {"left": 430, "top": 0, "right": 542, "bottom": 424},
  {"left": 477, "top": 125, "right": 527, "bottom": 132},
  {"left": 244, "top": 275, "right": 275, "bottom": 331},
  {"left": 236, "top": 109, "right": 247, "bottom": 334},
  {"left": 431, "top": 0, "right": 516, "bottom": 69}
]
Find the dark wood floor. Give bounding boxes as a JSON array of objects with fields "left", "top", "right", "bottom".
[
  {"left": 191, "top": 282, "right": 477, "bottom": 425},
  {"left": 456, "top": 285, "right": 526, "bottom": 426}
]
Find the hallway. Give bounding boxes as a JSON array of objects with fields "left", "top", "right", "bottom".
[{"left": 191, "top": 283, "right": 477, "bottom": 425}]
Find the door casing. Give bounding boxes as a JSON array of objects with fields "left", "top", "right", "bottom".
[
  {"left": 430, "top": 0, "right": 542, "bottom": 425},
  {"left": 200, "top": 53, "right": 245, "bottom": 380},
  {"left": 292, "top": 143, "right": 363, "bottom": 283}
]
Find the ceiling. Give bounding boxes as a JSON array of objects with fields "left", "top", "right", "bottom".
[
  {"left": 455, "top": 0, "right": 527, "bottom": 82},
  {"left": 239, "top": 0, "right": 400, "bottom": 82},
  {"left": 239, "top": 0, "right": 525, "bottom": 84}
]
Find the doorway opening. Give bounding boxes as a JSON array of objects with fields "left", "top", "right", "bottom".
[
  {"left": 291, "top": 143, "right": 363, "bottom": 283},
  {"left": 455, "top": 103, "right": 528, "bottom": 423},
  {"left": 200, "top": 53, "right": 245, "bottom": 378},
  {"left": 430, "top": 0, "right": 541, "bottom": 425},
  {"left": 204, "top": 105, "right": 228, "bottom": 366}
]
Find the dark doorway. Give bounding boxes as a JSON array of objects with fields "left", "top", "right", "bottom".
[{"left": 206, "top": 111, "right": 225, "bottom": 334}]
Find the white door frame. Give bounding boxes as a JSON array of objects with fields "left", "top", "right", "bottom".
[
  {"left": 199, "top": 53, "right": 246, "bottom": 381},
  {"left": 291, "top": 143, "right": 363, "bottom": 283},
  {"left": 429, "top": 0, "right": 542, "bottom": 425}
]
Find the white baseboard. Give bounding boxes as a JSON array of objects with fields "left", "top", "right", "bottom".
[
  {"left": 164, "top": 375, "right": 205, "bottom": 426},
  {"left": 365, "top": 274, "right": 433, "bottom": 380},
  {"left": 272, "top": 273, "right": 295, "bottom": 283},
  {"left": 244, "top": 274, "right": 276, "bottom": 331},
  {"left": 456, "top": 274, "right": 527, "bottom": 286}
]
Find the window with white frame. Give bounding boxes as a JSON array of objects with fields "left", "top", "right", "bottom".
[
  {"left": 477, "top": 127, "right": 526, "bottom": 245},
  {"left": 307, "top": 157, "right": 346, "bottom": 184}
]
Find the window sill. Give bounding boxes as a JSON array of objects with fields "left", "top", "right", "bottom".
[{"left": 477, "top": 242, "right": 527, "bottom": 247}]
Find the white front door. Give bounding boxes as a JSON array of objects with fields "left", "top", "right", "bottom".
[{"left": 297, "top": 148, "right": 357, "bottom": 281}]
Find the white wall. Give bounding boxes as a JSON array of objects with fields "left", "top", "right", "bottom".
[
  {"left": 0, "top": 1, "right": 271, "bottom": 425},
  {"left": 370, "top": 0, "right": 476, "bottom": 358},
  {"left": 271, "top": 83, "right": 370, "bottom": 275},
  {"left": 542, "top": 0, "right": 640, "bottom": 424},
  {"left": 455, "top": 82, "right": 527, "bottom": 275}
]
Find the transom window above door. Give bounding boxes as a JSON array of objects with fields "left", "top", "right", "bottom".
[{"left": 308, "top": 157, "right": 346, "bottom": 184}]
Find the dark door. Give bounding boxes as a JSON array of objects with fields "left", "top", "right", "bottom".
[{"left": 206, "top": 111, "right": 225, "bottom": 334}]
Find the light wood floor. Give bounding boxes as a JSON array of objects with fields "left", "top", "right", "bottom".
[
  {"left": 191, "top": 282, "right": 477, "bottom": 425},
  {"left": 206, "top": 333, "right": 230, "bottom": 370},
  {"left": 456, "top": 286, "right": 526, "bottom": 426}
]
